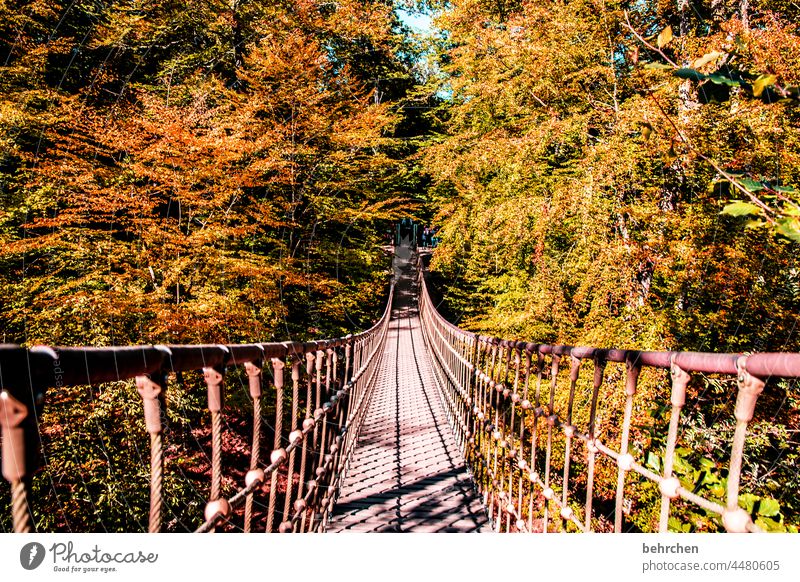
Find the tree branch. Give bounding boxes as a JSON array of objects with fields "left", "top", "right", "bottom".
[
  {"left": 622, "top": 11, "right": 679, "bottom": 69},
  {"left": 648, "top": 91, "right": 777, "bottom": 223}
]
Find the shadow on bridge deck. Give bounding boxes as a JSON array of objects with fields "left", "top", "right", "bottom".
[{"left": 327, "top": 240, "right": 489, "bottom": 532}]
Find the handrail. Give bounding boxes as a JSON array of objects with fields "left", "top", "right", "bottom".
[
  {"left": 417, "top": 267, "right": 799, "bottom": 533},
  {"left": 0, "top": 284, "right": 394, "bottom": 533}
]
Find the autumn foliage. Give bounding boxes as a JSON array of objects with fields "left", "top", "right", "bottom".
[
  {"left": 421, "top": 0, "right": 799, "bottom": 354},
  {"left": 1, "top": 0, "right": 798, "bottom": 533},
  {"left": 419, "top": 0, "right": 800, "bottom": 532},
  {"left": 1, "top": 0, "right": 417, "bottom": 346},
  {"left": 0, "top": 0, "right": 422, "bottom": 532}
]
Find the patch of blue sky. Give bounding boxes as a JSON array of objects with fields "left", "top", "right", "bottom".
[{"left": 396, "top": 7, "right": 434, "bottom": 36}]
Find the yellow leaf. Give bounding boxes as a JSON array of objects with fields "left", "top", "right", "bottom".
[
  {"left": 692, "top": 50, "right": 723, "bottom": 69},
  {"left": 752, "top": 74, "right": 777, "bottom": 97},
  {"left": 657, "top": 26, "right": 673, "bottom": 49}
]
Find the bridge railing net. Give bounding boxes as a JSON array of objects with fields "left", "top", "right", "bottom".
[
  {"left": 0, "top": 286, "right": 393, "bottom": 533},
  {"left": 417, "top": 270, "right": 800, "bottom": 533}
]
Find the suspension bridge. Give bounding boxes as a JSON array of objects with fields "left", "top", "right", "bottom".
[{"left": 1, "top": 238, "right": 799, "bottom": 533}]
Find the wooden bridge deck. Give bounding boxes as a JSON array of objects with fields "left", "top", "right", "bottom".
[{"left": 327, "top": 244, "right": 489, "bottom": 533}]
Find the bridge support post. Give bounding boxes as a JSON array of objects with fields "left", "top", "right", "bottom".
[
  {"left": 0, "top": 390, "right": 36, "bottom": 533},
  {"left": 658, "top": 360, "right": 690, "bottom": 532},
  {"left": 614, "top": 356, "right": 640, "bottom": 533},
  {"left": 203, "top": 364, "right": 227, "bottom": 530},
  {"left": 243, "top": 359, "right": 263, "bottom": 532},
  {"left": 135, "top": 373, "right": 168, "bottom": 533},
  {"left": 266, "top": 358, "right": 285, "bottom": 532},
  {"left": 584, "top": 353, "right": 606, "bottom": 532},
  {"left": 723, "top": 358, "right": 765, "bottom": 533}
]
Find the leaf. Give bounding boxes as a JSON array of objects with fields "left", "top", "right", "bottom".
[
  {"left": 755, "top": 517, "right": 787, "bottom": 532},
  {"left": 657, "top": 26, "right": 673, "bottom": 49},
  {"left": 646, "top": 451, "right": 661, "bottom": 472},
  {"left": 694, "top": 470, "right": 709, "bottom": 487},
  {"left": 644, "top": 62, "right": 674, "bottom": 71},
  {"left": 756, "top": 497, "right": 780, "bottom": 517},
  {"left": 641, "top": 122, "right": 652, "bottom": 140},
  {"left": 707, "top": 74, "right": 741, "bottom": 87},
  {"left": 674, "top": 68, "right": 706, "bottom": 82},
  {"left": 739, "top": 178, "right": 765, "bottom": 192},
  {"left": 744, "top": 219, "right": 766, "bottom": 229},
  {"left": 673, "top": 455, "right": 692, "bottom": 475},
  {"left": 709, "top": 484, "right": 725, "bottom": 497},
  {"left": 775, "top": 217, "right": 800, "bottom": 242},
  {"left": 752, "top": 74, "right": 777, "bottom": 97},
  {"left": 773, "top": 185, "right": 797, "bottom": 194},
  {"left": 698, "top": 457, "right": 715, "bottom": 469},
  {"left": 667, "top": 517, "right": 683, "bottom": 532},
  {"left": 693, "top": 51, "right": 724, "bottom": 69},
  {"left": 739, "top": 493, "right": 758, "bottom": 513},
  {"left": 721, "top": 201, "right": 761, "bottom": 217}
]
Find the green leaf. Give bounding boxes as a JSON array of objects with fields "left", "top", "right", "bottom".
[
  {"left": 646, "top": 451, "right": 661, "bottom": 472},
  {"left": 657, "top": 26, "right": 673, "bottom": 49},
  {"left": 753, "top": 74, "right": 777, "bottom": 97},
  {"left": 721, "top": 201, "right": 761, "bottom": 217},
  {"left": 644, "top": 62, "right": 674, "bottom": 71},
  {"left": 667, "top": 517, "right": 683, "bottom": 532},
  {"left": 699, "top": 458, "right": 715, "bottom": 469},
  {"left": 694, "top": 470, "right": 709, "bottom": 487},
  {"left": 739, "top": 178, "right": 765, "bottom": 192},
  {"left": 783, "top": 206, "right": 800, "bottom": 217},
  {"left": 756, "top": 497, "right": 780, "bottom": 517},
  {"left": 674, "top": 68, "right": 707, "bottom": 81},
  {"left": 755, "top": 517, "right": 786, "bottom": 532},
  {"left": 775, "top": 217, "right": 800, "bottom": 242},
  {"left": 774, "top": 185, "right": 798, "bottom": 194},
  {"left": 693, "top": 51, "right": 724, "bottom": 68},
  {"left": 707, "top": 74, "right": 741, "bottom": 87},
  {"left": 739, "top": 493, "right": 758, "bottom": 513},
  {"left": 673, "top": 455, "right": 692, "bottom": 475}
]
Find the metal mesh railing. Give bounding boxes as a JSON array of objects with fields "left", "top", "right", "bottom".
[
  {"left": 417, "top": 269, "right": 800, "bottom": 533},
  {"left": 0, "top": 285, "right": 393, "bottom": 533}
]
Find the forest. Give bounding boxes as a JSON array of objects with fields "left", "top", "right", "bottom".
[{"left": 1, "top": 0, "right": 798, "bottom": 532}]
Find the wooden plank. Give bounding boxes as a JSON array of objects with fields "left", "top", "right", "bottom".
[{"left": 328, "top": 289, "right": 488, "bottom": 533}]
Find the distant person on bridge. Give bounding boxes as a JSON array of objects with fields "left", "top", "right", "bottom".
[{"left": 400, "top": 218, "right": 411, "bottom": 241}]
